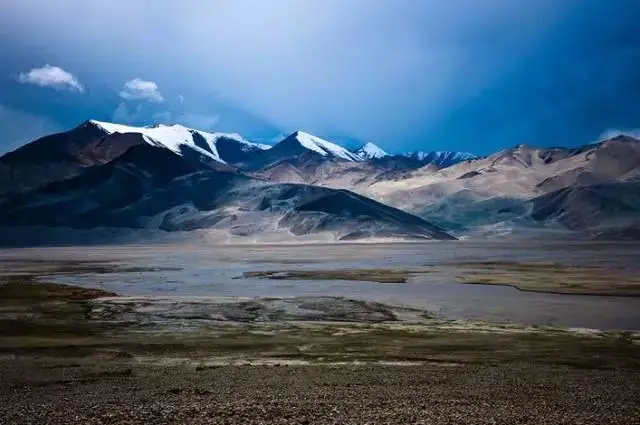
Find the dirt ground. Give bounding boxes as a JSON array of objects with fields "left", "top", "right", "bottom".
[{"left": 1, "top": 358, "right": 639, "bottom": 425}]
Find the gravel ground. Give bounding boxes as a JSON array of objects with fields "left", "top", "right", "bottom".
[{"left": 1, "top": 360, "right": 639, "bottom": 424}]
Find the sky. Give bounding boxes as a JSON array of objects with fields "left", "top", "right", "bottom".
[{"left": 0, "top": 0, "right": 639, "bottom": 155}]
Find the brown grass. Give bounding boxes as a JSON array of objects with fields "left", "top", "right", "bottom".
[
  {"left": 454, "top": 261, "right": 640, "bottom": 296},
  {"left": 242, "top": 268, "right": 429, "bottom": 283},
  {"left": 0, "top": 277, "right": 117, "bottom": 301}
]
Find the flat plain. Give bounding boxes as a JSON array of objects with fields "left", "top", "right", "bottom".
[{"left": 1, "top": 241, "right": 639, "bottom": 424}]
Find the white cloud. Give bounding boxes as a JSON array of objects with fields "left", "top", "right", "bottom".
[
  {"left": 0, "top": 105, "right": 61, "bottom": 154},
  {"left": 119, "top": 78, "right": 164, "bottom": 102},
  {"left": 17, "top": 64, "right": 84, "bottom": 92},
  {"left": 2, "top": 1, "right": 635, "bottom": 152}
]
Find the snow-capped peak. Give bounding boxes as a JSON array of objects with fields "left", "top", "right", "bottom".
[
  {"left": 403, "top": 150, "right": 477, "bottom": 167},
  {"left": 354, "top": 142, "right": 388, "bottom": 159},
  {"left": 289, "top": 131, "right": 360, "bottom": 161},
  {"left": 217, "top": 133, "right": 271, "bottom": 151},
  {"left": 87, "top": 120, "right": 269, "bottom": 163},
  {"left": 89, "top": 120, "right": 225, "bottom": 162}
]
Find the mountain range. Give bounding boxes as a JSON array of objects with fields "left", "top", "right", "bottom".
[
  {"left": 0, "top": 119, "right": 638, "bottom": 245},
  {"left": 0, "top": 121, "right": 457, "bottom": 245}
]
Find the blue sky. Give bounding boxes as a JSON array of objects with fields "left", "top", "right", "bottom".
[{"left": 0, "top": 0, "right": 639, "bottom": 155}]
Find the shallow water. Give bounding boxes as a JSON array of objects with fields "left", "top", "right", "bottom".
[{"left": 1, "top": 241, "right": 639, "bottom": 330}]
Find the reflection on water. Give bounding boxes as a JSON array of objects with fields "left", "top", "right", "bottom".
[{"left": 1, "top": 241, "right": 639, "bottom": 330}]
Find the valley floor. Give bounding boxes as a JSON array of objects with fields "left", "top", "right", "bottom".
[
  {"left": 1, "top": 283, "right": 639, "bottom": 425},
  {"left": 1, "top": 242, "right": 640, "bottom": 423}
]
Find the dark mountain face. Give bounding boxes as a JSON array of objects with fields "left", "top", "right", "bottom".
[
  {"left": 0, "top": 121, "right": 251, "bottom": 196},
  {"left": 0, "top": 143, "right": 212, "bottom": 227},
  {"left": 4, "top": 118, "right": 638, "bottom": 241},
  {"left": 0, "top": 121, "right": 119, "bottom": 195},
  {"left": 244, "top": 131, "right": 360, "bottom": 171},
  {"left": 251, "top": 152, "right": 341, "bottom": 183},
  {"left": 530, "top": 181, "right": 640, "bottom": 231},
  {"left": 0, "top": 142, "right": 455, "bottom": 243},
  {"left": 404, "top": 151, "right": 477, "bottom": 168},
  {"left": 244, "top": 132, "right": 319, "bottom": 170},
  {"left": 370, "top": 155, "right": 425, "bottom": 170},
  {"left": 2, "top": 120, "right": 108, "bottom": 165},
  {"left": 251, "top": 153, "right": 429, "bottom": 188},
  {"left": 215, "top": 136, "right": 266, "bottom": 166},
  {"left": 286, "top": 188, "right": 454, "bottom": 240}
]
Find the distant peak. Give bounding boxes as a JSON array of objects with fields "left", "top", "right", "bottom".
[
  {"left": 609, "top": 134, "right": 639, "bottom": 143},
  {"left": 513, "top": 143, "right": 532, "bottom": 150},
  {"left": 279, "top": 130, "right": 360, "bottom": 161},
  {"left": 403, "top": 150, "right": 477, "bottom": 167},
  {"left": 83, "top": 119, "right": 118, "bottom": 132},
  {"left": 355, "top": 142, "right": 388, "bottom": 159},
  {"left": 290, "top": 130, "right": 311, "bottom": 138},
  {"left": 84, "top": 119, "right": 106, "bottom": 128}
]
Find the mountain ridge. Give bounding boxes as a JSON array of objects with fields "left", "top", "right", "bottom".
[
  {"left": 0, "top": 128, "right": 456, "bottom": 244},
  {"left": 2, "top": 119, "right": 638, "bottom": 241},
  {"left": 354, "top": 142, "right": 388, "bottom": 159}
]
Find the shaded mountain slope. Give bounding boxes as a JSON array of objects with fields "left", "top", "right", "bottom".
[
  {"left": 246, "top": 131, "right": 360, "bottom": 170},
  {"left": 359, "top": 136, "right": 640, "bottom": 237},
  {"left": 531, "top": 181, "right": 640, "bottom": 232},
  {"left": 0, "top": 121, "right": 138, "bottom": 195},
  {"left": 0, "top": 120, "right": 247, "bottom": 195},
  {"left": 404, "top": 151, "right": 477, "bottom": 167},
  {"left": 0, "top": 144, "right": 455, "bottom": 243}
]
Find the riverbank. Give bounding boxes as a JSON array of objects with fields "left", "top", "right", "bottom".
[{"left": 2, "top": 277, "right": 640, "bottom": 424}]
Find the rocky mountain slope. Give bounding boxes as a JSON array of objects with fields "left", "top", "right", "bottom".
[
  {"left": 353, "top": 142, "right": 388, "bottom": 159},
  {"left": 403, "top": 151, "right": 477, "bottom": 168},
  {"left": 0, "top": 139, "right": 454, "bottom": 244},
  {"left": 2, "top": 119, "right": 638, "bottom": 241},
  {"left": 359, "top": 136, "right": 640, "bottom": 237},
  {"left": 0, "top": 120, "right": 269, "bottom": 195}
]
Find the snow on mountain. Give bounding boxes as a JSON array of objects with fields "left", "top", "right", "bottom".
[
  {"left": 0, "top": 142, "right": 456, "bottom": 242},
  {"left": 289, "top": 131, "right": 361, "bottom": 161},
  {"left": 214, "top": 132, "right": 271, "bottom": 151},
  {"left": 354, "top": 142, "right": 388, "bottom": 159},
  {"left": 88, "top": 120, "right": 269, "bottom": 164},
  {"left": 404, "top": 151, "right": 477, "bottom": 167}
]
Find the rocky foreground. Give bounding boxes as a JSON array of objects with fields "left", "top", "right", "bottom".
[{"left": 1, "top": 359, "right": 639, "bottom": 425}]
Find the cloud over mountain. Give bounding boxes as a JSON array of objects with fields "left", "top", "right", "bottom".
[
  {"left": 119, "top": 78, "right": 163, "bottom": 102},
  {"left": 17, "top": 65, "right": 83, "bottom": 92}
]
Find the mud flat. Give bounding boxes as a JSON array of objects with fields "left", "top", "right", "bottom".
[
  {"left": 1, "top": 275, "right": 640, "bottom": 423},
  {"left": 2, "top": 242, "right": 640, "bottom": 329},
  {"left": 1, "top": 284, "right": 640, "bottom": 425},
  {"left": 454, "top": 261, "right": 640, "bottom": 296},
  {"left": 1, "top": 280, "right": 639, "bottom": 368},
  {"left": 2, "top": 245, "right": 640, "bottom": 423},
  {"left": 242, "top": 262, "right": 640, "bottom": 297},
  {"left": 241, "top": 268, "right": 428, "bottom": 283}
]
